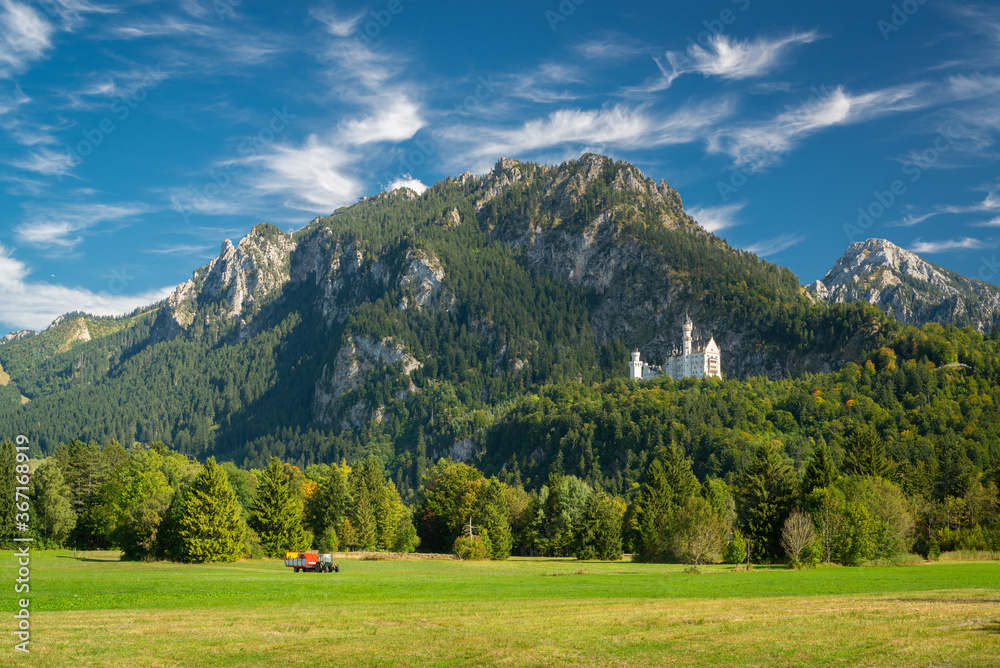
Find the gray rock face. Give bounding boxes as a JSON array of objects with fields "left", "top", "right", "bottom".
[
  {"left": 808, "top": 238, "right": 1000, "bottom": 332},
  {"left": 399, "top": 248, "right": 446, "bottom": 311},
  {"left": 165, "top": 223, "right": 296, "bottom": 332},
  {"left": 312, "top": 336, "right": 422, "bottom": 427},
  {"left": 0, "top": 330, "right": 37, "bottom": 345}
]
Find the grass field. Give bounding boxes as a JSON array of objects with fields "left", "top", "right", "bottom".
[{"left": 3, "top": 550, "right": 999, "bottom": 667}]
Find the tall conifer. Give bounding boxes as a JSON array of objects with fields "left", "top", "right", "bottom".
[
  {"left": 249, "top": 457, "right": 307, "bottom": 557},
  {"left": 178, "top": 458, "right": 246, "bottom": 563}
]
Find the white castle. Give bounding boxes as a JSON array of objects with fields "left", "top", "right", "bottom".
[{"left": 629, "top": 315, "right": 721, "bottom": 381}]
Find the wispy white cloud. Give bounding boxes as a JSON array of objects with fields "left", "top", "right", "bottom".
[
  {"left": 143, "top": 244, "right": 217, "bottom": 255},
  {"left": 886, "top": 210, "right": 940, "bottom": 228},
  {"left": 0, "top": 243, "right": 173, "bottom": 332},
  {"left": 0, "top": 81, "right": 28, "bottom": 115},
  {"left": 15, "top": 202, "right": 148, "bottom": 250},
  {"left": 642, "top": 31, "right": 819, "bottom": 94},
  {"left": 241, "top": 134, "right": 364, "bottom": 212},
  {"left": 211, "top": 8, "right": 426, "bottom": 214},
  {"left": 711, "top": 74, "right": 1000, "bottom": 169},
  {"left": 889, "top": 183, "right": 1000, "bottom": 228},
  {"left": 447, "top": 100, "right": 732, "bottom": 173},
  {"left": 688, "top": 202, "right": 745, "bottom": 233},
  {"left": 507, "top": 62, "right": 586, "bottom": 104},
  {"left": 973, "top": 217, "right": 1000, "bottom": 227},
  {"left": 744, "top": 232, "right": 805, "bottom": 257},
  {"left": 43, "top": 0, "right": 116, "bottom": 31},
  {"left": 109, "top": 15, "right": 216, "bottom": 40},
  {"left": 0, "top": 0, "right": 53, "bottom": 77},
  {"left": 0, "top": 0, "right": 113, "bottom": 78},
  {"left": 10, "top": 146, "right": 76, "bottom": 176},
  {"left": 573, "top": 36, "right": 649, "bottom": 63},
  {"left": 308, "top": 6, "right": 366, "bottom": 38},
  {"left": 910, "top": 237, "right": 992, "bottom": 253},
  {"left": 709, "top": 83, "right": 931, "bottom": 168}
]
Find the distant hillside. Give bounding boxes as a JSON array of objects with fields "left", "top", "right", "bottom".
[
  {"left": 0, "top": 154, "right": 893, "bottom": 486},
  {"left": 808, "top": 238, "right": 1000, "bottom": 332}
]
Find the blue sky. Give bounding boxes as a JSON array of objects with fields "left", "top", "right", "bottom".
[{"left": 2, "top": 0, "right": 1000, "bottom": 333}]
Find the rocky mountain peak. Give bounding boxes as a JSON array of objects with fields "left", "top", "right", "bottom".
[
  {"left": 809, "top": 237, "right": 1000, "bottom": 332},
  {"left": 810, "top": 238, "right": 950, "bottom": 296},
  {"left": 476, "top": 157, "right": 527, "bottom": 210},
  {"left": 165, "top": 223, "right": 297, "bottom": 332}
]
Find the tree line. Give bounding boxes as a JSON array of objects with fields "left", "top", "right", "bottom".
[{"left": 3, "top": 425, "right": 996, "bottom": 565}]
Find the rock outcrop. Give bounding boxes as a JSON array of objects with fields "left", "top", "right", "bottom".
[{"left": 164, "top": 223, "right": 296, "bottom": 334}]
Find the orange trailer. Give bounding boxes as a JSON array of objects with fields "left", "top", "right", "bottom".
[{"left": 284, "top": 551, "right": 338, "bottom": 573}]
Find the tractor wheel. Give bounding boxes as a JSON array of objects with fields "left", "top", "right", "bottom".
[{"left": 294, "top": 567, "right": 299, "bottom": 573}]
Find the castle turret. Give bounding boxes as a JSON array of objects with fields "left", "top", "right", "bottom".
[
  {"left": 682, "top": 314, "right": 693, "bottom": 357},
  {"left": 630, "top": 350, "right": 643, "bottom": 380}
]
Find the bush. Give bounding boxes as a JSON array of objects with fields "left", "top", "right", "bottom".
[
  {"left": 453, "top": 532, "right": 490, "bottom": 560},
  {"left": 393, "top": 518, "right": 419, "bottom": 554},
  {"left": 316, "top": 528, "right": 338, "bottom": 554},
  {"left": 926, "top": 540, "right": 941, "bottom": 561},
  {"left": 244, "top": 528, "right": 265, "bottom": 560},
  {"left": 723, "top": 530, "right": 747, "bottom": 565}
]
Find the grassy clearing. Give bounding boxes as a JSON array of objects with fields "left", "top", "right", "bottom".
[{"left": 3, "top": 551, "right": 999, "bottom": 667}]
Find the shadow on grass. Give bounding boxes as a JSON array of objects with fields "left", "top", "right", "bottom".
[
  {"left": 56, "top": 555, "right": 121, "bottom": 563},
  {"left": 976, "top": 621, "right": 1000, "bottom": 635}
]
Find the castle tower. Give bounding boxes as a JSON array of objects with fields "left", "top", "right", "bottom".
[
  {"left": 682, "top": 314, "right": 693, "bottom": 357},
  {"left": 630, "top": 350, "right": 643, "bottom": 380}
]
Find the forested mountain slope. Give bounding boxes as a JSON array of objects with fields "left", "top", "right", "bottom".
[{"left": 0, "top": 154, "right": 901, "bottom": 490}]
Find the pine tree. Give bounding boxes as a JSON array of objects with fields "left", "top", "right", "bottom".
[
  {"left": 737, "top": 441, "right": 799, "bottom": 561},
  {"left": 572, "top": 491, "right": 622, "bottom": 561},
  {"left": 844, "top": 426, "right": 890, "bottom": 478},
  {"left": 54, "top": 439, "right": 107, "bottom": 513},
  {"left": 478, "top": 478, "right": 513, "bottom": 560},
  {"left": 662, "top": 442, "right": 700, "bottom": 505},
  {"left": 349, "top": 463, "right": 378, "bottom": 550},
  {"left": 635, "top": 459, "right": 676, "bottom": 558},
  {"left": 304, "top": 464, "right": 351, "bottom": 541},
  {"left": 415, "top": 428, "right": 428, "bottom": 488},
  {"left": 802, "top": 438, "right": 838, "bottom": 494},
  {"left": 249, "top": 457, "right": 307, "bottom": 557},
  {"left": 178, "top": 458, "right": 247, "bottom": 563}
]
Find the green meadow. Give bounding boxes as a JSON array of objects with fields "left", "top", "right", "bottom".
[{"left": 3, "top": 551, "right": 999, "bottom": 667}]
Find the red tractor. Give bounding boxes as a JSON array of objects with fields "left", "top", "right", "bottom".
[{"left": 284, "top": 551, "right": 339, "bottom": 573}]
